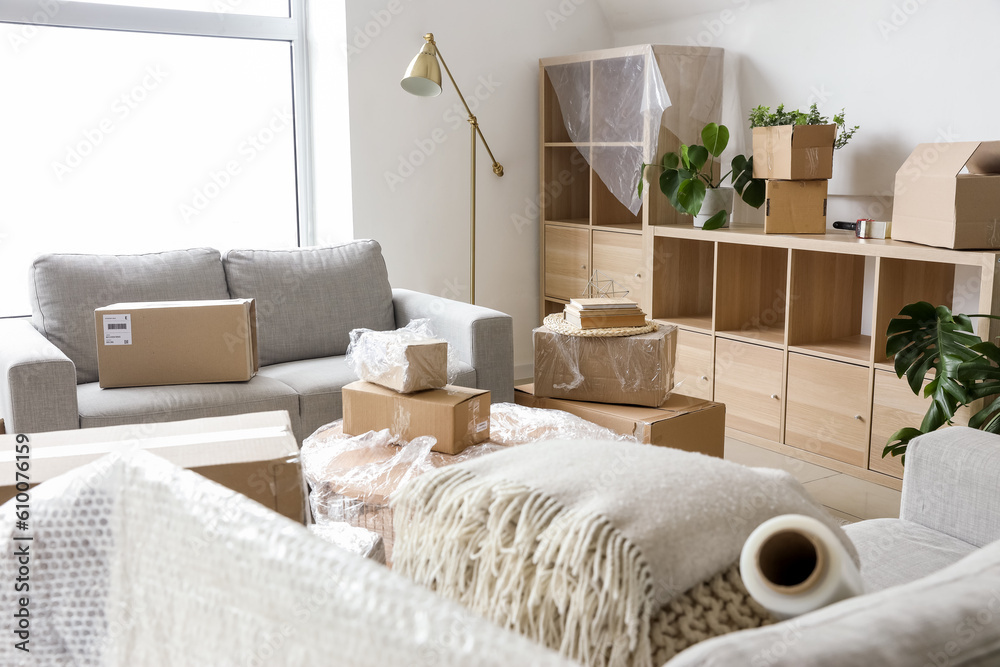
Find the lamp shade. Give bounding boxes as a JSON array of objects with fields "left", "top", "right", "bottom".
[{"left": 400, "top": 42, "right": 442, "bottom": 97}]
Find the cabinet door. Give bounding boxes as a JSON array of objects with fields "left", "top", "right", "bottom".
[
  {"left": 714, "top": 338, "right": 783, "bottom": 440},
  {"left": 785, "top": 354, "right": 870, "bottom": 467},
  {"left": 673, "top": 329, "right": 713, "bottom": 400},
  {"left": 870, "top": 369, "right": 970, "bottom": 479},
  {"left": 592, "top": 230, "right": 644, "bottom": 306},
  {"left": 544, "top": 225, "right": 590, "bottom": 300}
]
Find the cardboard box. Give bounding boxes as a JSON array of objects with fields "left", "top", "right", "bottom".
[
  {"left": 0, "top": 411, "right": 307, "bottom": 523},
  {"left": 764, "top": 180, "right": 828, "bottom": 234},
  {"left": 891, "top": 141, "right": 1000, "bottom": 249},
  {"left": 95, "top": 299, "right": 258, "bottom": 388},
  {"left": 342, "top": 381, "right": 490, "bottom": 455},
  {"left": 0, "top": 418, "right": 4, "bottom": 435},
  {"left": 514, "top": 384, "right": 725, "bottom": 458},
  {"left": 532, "top": 325, "right": 676, "bottom": 407},
  {"left": 356, "top": 339, "right": 448, "bottom": 393},
  {"left": 752, "top": 124, "right": 837, "bottom": 180}
]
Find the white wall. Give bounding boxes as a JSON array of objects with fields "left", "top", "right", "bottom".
[
  {"left": 345, "top": 0, "right": 613, "bottom": 379},
  {"left": 613, "top": 0, "right": 1000, "bottom": 226}
]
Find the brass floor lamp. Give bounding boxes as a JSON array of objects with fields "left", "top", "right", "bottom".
[{"left": 400, "top": 33, "right": 504, "bottom": 305}]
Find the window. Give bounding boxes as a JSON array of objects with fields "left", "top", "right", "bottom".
[{"left": 0, "top": 0, "right": 312, "bottom": 316}]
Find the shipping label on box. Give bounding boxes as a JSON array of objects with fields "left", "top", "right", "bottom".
[
  {"left": 514, "top": 384, "right": 725, "bottom": 458},
  {"left": 532, "top": 325, "right": 676, "bottom": 408},
  {"left": 342, "top": 381, "right": 490, "bottom": 455},
  {"left": 95, "top": 299, "right": 258, "bottom": 388},
  {"left": 891, "top": 141, "right": 1000, "bottom": 249},
  {"left": 0, "top": 411, "right": 307, "bottom": 523},
  {"left": 752, "top": 124, "right": 836, "bottom": 180},
  {"left": 764, "top": 179, "right": 828, "bottom": 234}
]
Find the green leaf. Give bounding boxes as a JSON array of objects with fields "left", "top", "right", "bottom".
[
  {"left": 661, "top": 152, "right": 679, "bottom": 169},
  {"left": 677, "top": 178, "right": 706, "bottom": 216},
  {"left": 680, "top": 144, "right": 690, "bottom": 170},
  {"left": 687, "top": 145, "right": 709, "bottom": 171},
  {"left": 884, "top": 426, "right": 924, "bottom": 465},
  {"left": 637, "top": 178, "right": 643, "bottom": 197},
  {"left": 702, "top": 210, "right": 728, "bottom": 230},
  {"left": 658, "top": 169, "right": 683, "bottom": 209},
  {"left": 741, "top": 179, "right": 766, "bottom": 208},
  {"left": 701, "top": 123, "right": 730, "bottom": 157}
]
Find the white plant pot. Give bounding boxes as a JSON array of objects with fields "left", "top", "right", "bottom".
[{"left": 694, "top": 187, "right": 735, "bottom": 229}]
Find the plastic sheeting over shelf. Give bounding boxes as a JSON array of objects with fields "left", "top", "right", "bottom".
[{"left": 545, "top": 45, "right": 670, "bottom": 215}]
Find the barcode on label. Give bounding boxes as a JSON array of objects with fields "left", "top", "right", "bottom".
[
  {"left": 103, "top": 314, "right": 132, "bottom": 346},
  {"left": 107, "top": 323, "right": 128, "bottom": 330}
]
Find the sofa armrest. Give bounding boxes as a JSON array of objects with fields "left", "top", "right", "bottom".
[
  {"left": 391, "top": 289, "right": 513, "bottom": 403},
  {"left": 899, "top": 426, "right": 1000, "bottom": 547},
  {"left": 0, "top": 318, "right": 79, "bottom": 434}
]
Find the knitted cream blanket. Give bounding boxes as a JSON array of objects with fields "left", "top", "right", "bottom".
[{"left": 392, "top": 440, "right": 857, "bottom": 667}]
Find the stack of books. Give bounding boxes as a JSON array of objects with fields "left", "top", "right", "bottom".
[{"left": 563, "top": 298, "right": 647, "bottom": 329}]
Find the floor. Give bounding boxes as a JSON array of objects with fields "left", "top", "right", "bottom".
[{"left": 724, "top": 437, "right": 901, "bottom": 524}]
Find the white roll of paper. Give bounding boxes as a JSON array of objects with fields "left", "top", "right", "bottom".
[{"left": 740, "top": 514, "right": 863, "bottom": 619}]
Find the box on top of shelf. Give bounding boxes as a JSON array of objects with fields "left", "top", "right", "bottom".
[
  {"left": 764, "top": 180, "right": 828, "bottom": 234},
  {"left": 752, "top": 124, "right": 836, "bottom": 180},
  {"left": 891, "top": 141, "right": 1000, "bottom": 249}
]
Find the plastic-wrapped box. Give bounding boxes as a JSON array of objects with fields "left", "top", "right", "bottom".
[
  {"left": 533, "top": 324, "right": 677, "bottom": 407},
  {"left": 302, "top": 403, "right": 635, "bottom": 565},
  {"left": 347, "top": 319, "right": 450, "bottom": 393},
  {"left": 309, "top": 522, "right": 387, "bottom": 565}
]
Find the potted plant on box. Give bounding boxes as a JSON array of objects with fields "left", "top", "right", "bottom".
[
  {"left": 748, "top": 103, "right": 859, "bottom": 150},
  {"left": 883, "top": 301, "right": 1000, "bottom": 463},
  {"left": 637, "top": 122, "right": 765, "bottom": 231}
]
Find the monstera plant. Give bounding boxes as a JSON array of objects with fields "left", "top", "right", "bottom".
[
  {"left": 637, "top": 122, "right": 764, "bottom": 230},
  {"left": 884, "top": 301, "right": 1000, "bottom": 463}
]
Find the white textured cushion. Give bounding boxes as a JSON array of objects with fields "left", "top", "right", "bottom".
[
  {"left": 29, "top": 248, "right": 230, "bottom": 384},
  {"left": 665, "top": 538, "right": 1000, "bottom": 667},
  {"left": 845, "top": 518, "right": 977, "bottom": 592},
  {"left": 223, "top": 241, "right": 395, "bottom": 367}
]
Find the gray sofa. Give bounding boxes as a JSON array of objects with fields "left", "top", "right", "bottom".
[
  {"left": 666, "top": 426, "right": 1000, "bottom": 666},
  {"left": 0, "top": 240, "right": 514, "bottom": 443}
]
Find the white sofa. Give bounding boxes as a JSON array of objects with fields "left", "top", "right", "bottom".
[{"left": 0, "top": 240, "right": 514, "bottom": 443}]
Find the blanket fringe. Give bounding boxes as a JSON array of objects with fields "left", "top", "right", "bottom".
[{"left": 393, "top": 468, "right": 654, "bottom": 667}]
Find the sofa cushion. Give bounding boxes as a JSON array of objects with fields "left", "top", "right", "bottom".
[
  {"left": 223, "top": 241, "right": 395, "bottom": 367},
  {"left": 258, "top": 355, "right": 476, "bottom": 443},
  {"left": 663, "top": 537, "right": 1000, "bottom": 667},
  {"left": 845, "top": 518, "right": 977, "bottom": 593},
  {"left": 29, "top": 248, "right": 230, "bottom": 384},
  {"left": 77, "top": 376, "right": 301, "bottom": 439}
]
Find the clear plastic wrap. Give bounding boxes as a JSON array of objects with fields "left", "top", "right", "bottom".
[
  {"left": 301, "top": 403, "right": 637, "bottom": 565},
  {"left": 309, "top": 521, "right": 386, "bottom": 565},
  {"left": 532, "top": 323, "right": 677, "bottom": 407},
  {"left": 545, "top": 45, "right": 671, "bottom": 215},
  {"left": 0, "top": 450, "right": 572, "bottom": 666},
  {"left": 346, "top": 318, "right": 460, "bottom": 392}
]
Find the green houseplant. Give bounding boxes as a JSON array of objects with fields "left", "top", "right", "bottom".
[
  {"left": 748, "top": 103, "right": 859, "bottom": 149},
  {"left": 884, "top": 301, "right": 1000, "bottom": 463},
  {"left": 637, "top": 122, "right": 765, "bottom": 231}
]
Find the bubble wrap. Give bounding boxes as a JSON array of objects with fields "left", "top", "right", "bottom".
[
  {"left": 0, "top": 450, "right": 574, "bottom": 667},
  {"left": 347, "top": 318, "right": 461, "bottom": 393},
  {"left": 302, "top": 403, "right": 636, "bottom": 565}
]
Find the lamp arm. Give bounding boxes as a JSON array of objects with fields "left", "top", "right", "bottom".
[{"left": 430, "top": 37, "right": 504, "bottom": 177}]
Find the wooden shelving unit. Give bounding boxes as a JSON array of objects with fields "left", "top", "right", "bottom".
[{"left": 539, "top": 45, "right": 999, "bottom": 489}]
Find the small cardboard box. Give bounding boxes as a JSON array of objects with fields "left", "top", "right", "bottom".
[
  {"left": 891, "top": 141, "right": 1000, "bottom": 249},
  {"left": 342, "top": 381, "right": 490, "bottom": 455},
  {"left": 514, "top": 384, "right": 725, "bottom": 458},
  {"left": 532, "top": 325, "right": 676, "bottom": 407},
  {"left": 356, "top": 339, "right": 448, "bottom": 394},
  {"left": 95, "top": 299, "right": 258, "bottom": 388},
  {"left": 752, "top": 124, "right": 837, "bottom": 180},
  {"left": 0, "top": 411, "right": 307, "bottom": 523},
  {"left": 764, "top": 179, "right": 829, "bottom": 234}
]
